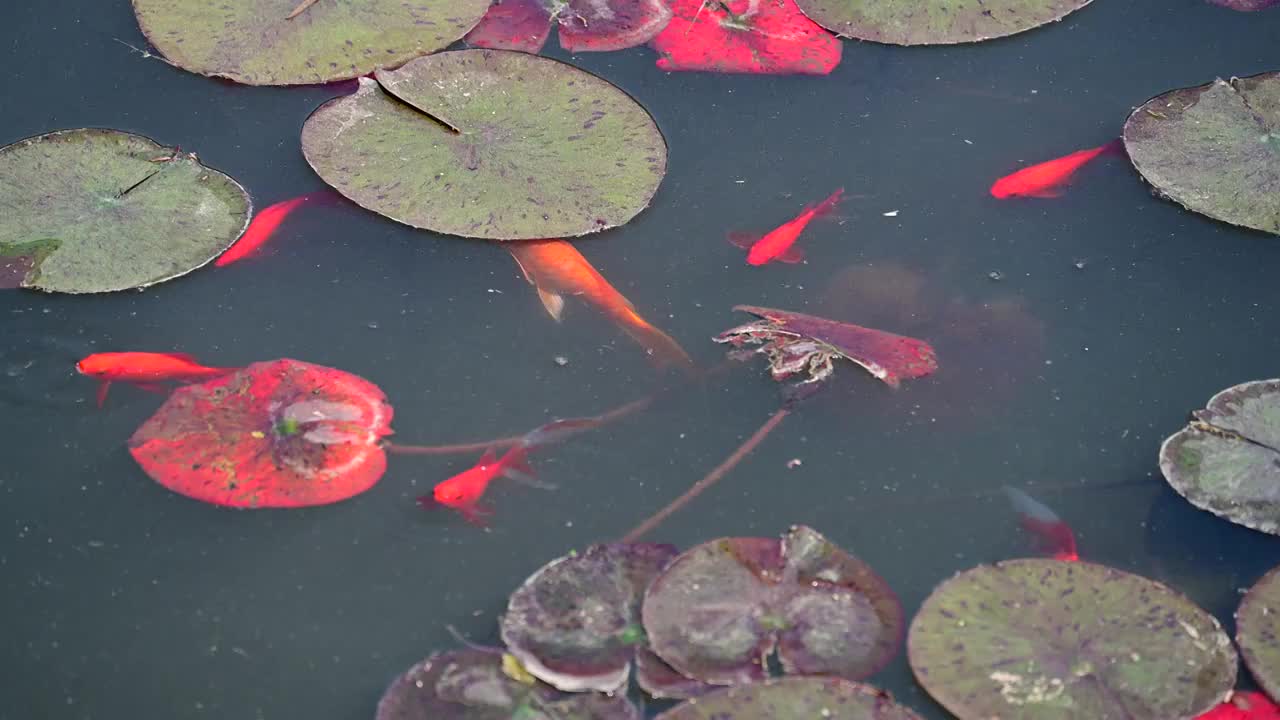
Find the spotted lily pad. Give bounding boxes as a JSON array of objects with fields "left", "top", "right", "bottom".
[
  {"left": 642, "top": 525, "right": 903, "bottom": 686},
  {"left": 130, "top": 0, "right": 490, "bottom": 86},
  {"left": 792, "top": 0, "right": 1095, "bottom": 45},
  {"left": 376, "top": 649, "right": 640, "bottom": 720},
  {"left": 0, "top": 129, "right": 250, "bottom": 294},
  {"left": 499, "top": 543, "right": 680, "bottom": 693},
  {"left": 1159, "top": 380, "right": 1280, "bottom": 534},
  {"left": 1123, "top": 73, "right": 1280, "bottom": 236},
  {"left": 301, "top": 50, "right": 667, "bottom": 240},
  {"left": 1238, "top": 564, "right": 1280, "bottom": 702},
  {"left": 653, "top": 676, "right": 923, "bottom": 720},
  {"left": 908, "top": 559, "right": 1237, "bottom": 719}
]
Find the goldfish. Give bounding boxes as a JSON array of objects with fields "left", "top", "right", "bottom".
[
  {"left": 76, "top": 352, "right": 237, "bottom": 408},
  {"left": 989, "top": 139, "right": 1124, "bottom": 199},
  {"left": 728, "top": 188, "right": 844, "bottom": 266},
  {"left": 215, "top": 191, "right": 333, "bottom": 267},
  {"left": 506, "top": 239, "right": 693, "bottom": 370},
  {"left": 1002, "top": 486, "right": 1079, "bottom": 562}
]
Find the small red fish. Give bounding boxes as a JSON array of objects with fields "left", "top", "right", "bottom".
[
  {"left": 990, "top": 139, "right": 1124, "bottom": 199},
  {"left": 417, "top": 444, "right": 554, "bottom": 525},
  {"left": 1003, "top": 486, "right": 1079, "bottom": 562},
  {"left": 215, "top": 191, "right": 333, "bottom": 267},
  {"left": 729, "top": 188, "right": 844, "bottom": 266},
  {"left": 76, "top": 352, "right": 237, "bottom": 407},
  {"left": 1197, "top": 691, "right": 1280, "bottom": 720}
]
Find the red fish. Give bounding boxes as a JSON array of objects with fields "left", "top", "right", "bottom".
[
  {"left": 1003, "top": 486, "right": 1079, "bottom": 562},
  {"left": 990, "top": 139, "right": 1124, "bottom": 199},
  {"left": 215, "top": 191, "right": 332, "bottom": 267},
  {"left": 1197, "top": 692, "right": 1280, "bottom": 720},
  {"left": 76, "top": 352, "right": 237, "bottom": 408},
  {"left": 729, "top": 188, "right": 844, "bottom": 266}
]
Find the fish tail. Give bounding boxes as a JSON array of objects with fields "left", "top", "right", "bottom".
[
  {"left": 499, "top": 445, "right": 556, "bottom": 490},
  {"left": 1002, "top": 486, "right": 1061, "bottom": 524},
  {"left": 615, "top": 308, "right": 694, "bottom": 370},
  {"left": 520, "top": 417, "right": 602, "bottom": 449},
  {"left": 1098, "top": 137, "right": 1126, "bottom": 158},
  {"left": 809, "top": 187, "right": 845, "bottom": 218}
]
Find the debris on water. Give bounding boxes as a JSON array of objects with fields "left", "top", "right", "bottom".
[
  {"left": 988, "top": 270, "right": 1004, "bottom": 281},
  {"left": 554, "top": 355, "right": 569, "bottom": 367},
  {"left": 786, "top": 458, "right": 802, "bottom": 469},
  {"left": 366, "top": 321, "right": 379, "bottom": 329},
  {"left": 883, "top": 210, "right": 900, "bottom": 217},
  {"left": 1073, "top": 258, "right": 1088, "bottom": 270}
]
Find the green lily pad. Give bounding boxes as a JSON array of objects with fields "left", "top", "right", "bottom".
[
  {"left": 130, "top": 0, "right": 490, "bottom": 86},
  {"left": 908, "top": 559, "right": 1237, "bottom": 720},
  {"left": 791, "top": 0, "right": 1095, "bottom": 46},
  {"left": 652, "top": 677, "right": 923, "bottom": 720},
  {"left": 1237, "top": 563, "right": 1280, "bottom": 704},
  {"left": 0, "top": 129, "right": 250, "bottom": 294},
  {"left": 1159, "top": 379, "right": 1280, "bottom": 534},
  {"left": 1124, "top": 72, "right": 1280, "bottom": 236},
  {"left": 300, "top": 49, "right": 666, "bottom": 240}
]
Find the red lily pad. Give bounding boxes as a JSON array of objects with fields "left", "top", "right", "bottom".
[
  {"left": 1197, "top": 691, "right": 1280, "bottom": 719},
  {"left": 642, "top": 525, "right": 903, "bottom": 686},
  {"left": 376, "top": 649, "right": 640, "bottom": 720},
  {"left": 649, "top": 0, "right": 841, "bottom": 75},
  {"left": 465, "top": 0, "right": 671, "bottom": 53},
  {"left": 128, "top": 359, "right": 394, "bottom": 508},
  {"left": 634, "top": 647, "right": 716, "bottom": 700},
  {"left": 714, "top": 304, "right": 938, "bottom": 389},
  {"left": 499, "top": 543, "right": 680, "bottom": 693}
]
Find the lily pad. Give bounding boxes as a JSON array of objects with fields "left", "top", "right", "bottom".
[
  {"left": 1237, "top": 564, "right": 1280, "bottom": 701},
  {"left": 792, "top": 0, "right": 1095, "bottom": 46},
  {"left": 908, "top": 558, "right": 1237, "bottom": 720},
  {"left": 649, "top": 0, "right": 841, "bottom": 75},
  {"left": 1159, "top": 380, "right": 1280, "bottom": 534},
  {"left": 652, "top": 676, "right": 923, "bottom": 720},
  {"left": 128, "top": 358, "right": 394, "bottom": 508},
  {"left": 1124, "top": 72, "right": 1280, "bottom": 236},
  {"left": 466, "top": 0, "right": 671, "bottom": 53},
  {"left": 642, "top": 525, "right": 903, "bottom": 686},
  {"left": 1207, "top": 0, "right": 1280, "bottom": 10},
  {"left": 376, "top": 649, "right": 640, "bottom": 720},
  {"left": 301, "top": 50, "right": 667, "bottom": 240},
  {"left": 634, "top": 647, "right": 715, "bottom": 700},
  {"left": 499, "top": 543, "right": 679, "bottom": 693},
  {"left": 0, "top": 129, "right": 250, "bottom": 294},
  {"left": 130, "top": 0, "right": 490, "bottom": 86}
]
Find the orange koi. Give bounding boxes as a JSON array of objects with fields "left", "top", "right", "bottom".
[
  {"left": 1003, "top": 486, "right": 1079, "bottom": 562},
  {"left": 990, "top": 139, "right": 1123, "bottom": 199},
  {"left": 506, "top": 239, "right": 693, "bottom": 370},
  {"left": 76, "top": 352, "right": 237, "bottom": 408},
  {"left": 215, "top": 191, "right": 332, "bottom": 267},
  {"left": 729, "top": 188, "right": 844, "bottom": 266}
]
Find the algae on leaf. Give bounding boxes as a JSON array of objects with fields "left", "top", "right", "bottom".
[
  {"left": 792, "top": 0, "right": 1094, "bottom": 46},
  {"left": 1124, "top": 72, "right": 1280, "bottom": 236},
  {"left": 0, "top": 129, "right": 250, "bottom": 294}
]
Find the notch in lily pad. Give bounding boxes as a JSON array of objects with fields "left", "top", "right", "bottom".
[
  {"left": 465, "top": 0, "right": 672, "bottom": 53},
  {"left": 641, "top": 525, "right": 904, "bottom": 687}
]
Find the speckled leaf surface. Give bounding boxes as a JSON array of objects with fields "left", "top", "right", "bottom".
[
  {"left": 301, "top": 50, "right": 667, "bottom": 240},
  {"left": 653, "top": 677, "right": 924, "bottom": 720},
  {"left": 1159, "top": 380, "right": 1280, "bottom": 534},
  {"left": 642, "top": 526, "right": 903, "bottom": 686},
  {"left": 1237, "top": 564, "right": 1280, "bottom": 703},
  {"left": 376, "top": 649, "right": 641, "bottom": 720},
  {"left": 499, "top": 543, "right": 679, "bottom": 693},
  {"left": 0, "top": 129, "right": 249, "bottom": 294},
  {"left": 792, "top": 0, "right": 1094, "bottom": 45},
  {"left": 130, "top": 0, "right": 489, "bottom": 86},
  {"left": 1124, "top": 73, "right": 1280, "bottom": 236},
  {"left": 908, "top": 559, "right": 1237, "bottom": 720}
]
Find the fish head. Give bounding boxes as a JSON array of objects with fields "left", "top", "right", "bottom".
[{"left": 75, "top": 355, "right": 110, "bottom": 376}]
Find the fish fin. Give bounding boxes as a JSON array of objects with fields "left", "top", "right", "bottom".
[
  {"left": 1002, "top": 486, "right": 1060, "bottom": 524},
  {"left": 727, "top": 231, "right": 759, "bottom": 250},
  {"left": 617, "top": 315, "right": 695, "bottom": 371},
  {"left": 520, "top": 417, "right": 601, "bottom": 448},
  {"left": 478, "top": 448, "right": 499, "bottom": 467},
  {"left": 1027, "top": 187, "right": 1066, "bottom": 199},
  {"left": 536, "top": 288, "right": 565, "bottom": 322},
  {"left": 135, "top": 383, "right": 167, "bottom": 394},
  {"left": 1099, "top": 138, "right": 1126, "bottom": 157},
  {"left": 778, "top": 245, "right": 805, "bottom": 263},
  {"left": 459, "top": 504, "right": 493, "bottom": 527},
  {"left": 510, "top": 253, "right": 536, "bottom": 285},
  {"left": 160, "top": 352, "right": 199, "bottom": 362},
  {"left": 415, "top": 493, "right": 441, "bottom": 511},
  {"left": 807, "top": 188, "right": 845, "bottom": 218},
  {"left": 95, "top": 381, "right": 111, "bottom": 409}
]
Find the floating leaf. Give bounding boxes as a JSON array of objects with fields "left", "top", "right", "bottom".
[
  {"left": 465, "top": 0, "right": 671, "bottom": 53},
  {"left": 642, "top": 525, "right": 903, "bottom": 686},
  {"left": 649, "top": 0, "right": 841, "bottom": 75},
  {"left": 1159, "top": 380, "right": 1280, "bottom": 534},
  {"left": 792, "top": 0, "right": 1095, "bottom": 45},
  {"left": 908, "top": 558, "right": 1237, "bottom": 719},
  {"left": 500, "top": 543, "right": 680, "bottom": 693},
  {"left": 1238, "top": 564, "right": 1280, "bottom": 702},
  {"left": 1196, "top": 691, "right": 1280, "bottom": 719},
  {"left": 301, "top": 50, "right": 667, "bottom": 240},
  {"left": 652, "top": 676, "right": 923, "bottom": 719},
  {"left": 634, "top": 646, "right": 715, "bottom": 700},
  {"left": 128, "top": 359, "right": 394, "bottom": 508},
  {"left": 1124, "top": 72, "right": 1280, "bottom": 236},
  {"left": 1206, "top": 0, "right": 1280, "bottom": 10},
  {"left": 465, "top": 0, "right": 555, "bottom": 52},
  {"left": 376, "top": 649, "right": 640, "bottom": 720},
  {"left": 130, "top": 0, "right": 490, "bottom": 86},
  {"left": 0, "top": 129, "right": 249, "bottom": 294}
]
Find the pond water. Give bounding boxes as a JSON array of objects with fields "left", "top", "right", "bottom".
[{"left": 2, "top": 1, "right": 1279, "bottom": 718}]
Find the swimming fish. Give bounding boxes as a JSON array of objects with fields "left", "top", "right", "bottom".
[
  {"left": 76, "top": 352, "right": 237, "bottom": 408},
  {"left": 989, "top": 139, "right": 1123, "bottom": 199},
  {"left": 506, "top": 239, "right": 693, "bottom": 370},
  {"left": 1002, "top": 486, "right": 1080, "bottom": 562},
  {"left": 728, "top": 188, "right": 844, "bottom": 266},
  {"left": 215, "top": 191, "right": 332, "bottom": 267}
]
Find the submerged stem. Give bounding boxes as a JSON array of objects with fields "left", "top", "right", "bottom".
[{"left": 620, "top": 406, "right": 790, "bottom": 544}]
